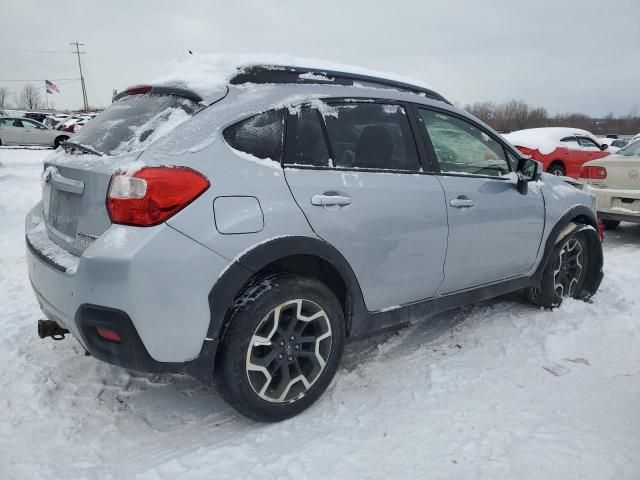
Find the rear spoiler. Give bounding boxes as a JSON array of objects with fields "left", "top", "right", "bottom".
[{"left": 112, "top": 85, "right": 203, "bottom": 103}]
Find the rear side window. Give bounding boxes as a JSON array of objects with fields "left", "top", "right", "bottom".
[
  {"left": 322, "top": 102, "right": 420, "bottom": 171},
  {"left": 419, "top": 109, "right": 510, "bottom": 177},
  {"left": 224, "top": 110, "right": 284, "bottom": 161},
  {"left": 71, "top": 93, "right": 202, "bottom": 156},
  {"left": 284, "top": 106, "right": 331, "bottom": 167}
]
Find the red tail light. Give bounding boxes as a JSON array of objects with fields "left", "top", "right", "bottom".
[
  {"left": 107, "top": 166, "right": 210, "bottom": 226},
  {"left": 580, "top": 166, "right": 607, "bottom": 179},
  {"left": 515, "top": 146, "right": 535, "bottom": 158}
]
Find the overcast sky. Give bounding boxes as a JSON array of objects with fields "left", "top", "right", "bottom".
[{"left": 1, "top": 0, "right": 638, "bottom": 116}]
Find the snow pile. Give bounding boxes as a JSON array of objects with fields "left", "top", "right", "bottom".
[
  {"left": 1, "top": 147, "right": 640, "bottom": 479},
  {"left": 503, "top": 127, "right": 599, "bottom": 154},
  {"left": 153, "top": 52, "right": 437, "bottom": 101}
]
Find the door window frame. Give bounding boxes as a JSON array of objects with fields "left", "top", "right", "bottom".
[
  {"left": 283, "top": 97, "right": 431, "bottom": 174},
  {"left": 408, "top": 103, "right": 520, "bottom": 180}
]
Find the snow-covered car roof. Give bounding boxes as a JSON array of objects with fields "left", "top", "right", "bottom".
[
  {"left": 151, "top": 53, "right": 440, "bottom": 104},
  {"left": 503, "top": 127, "right": 600, "bottom": 155}
]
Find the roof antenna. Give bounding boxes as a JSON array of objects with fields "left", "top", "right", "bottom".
[{"left": 188, "top": 50, "right": 193, "bottom": 55}]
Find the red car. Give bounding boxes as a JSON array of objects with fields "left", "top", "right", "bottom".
[{"left": 504, "top": 127, "right": 611, "bottom": 178}]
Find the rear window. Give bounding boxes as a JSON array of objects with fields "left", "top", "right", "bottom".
[
  {"left": 223, "top": 110, "right": 284, "bottom": 161},
  {"left": 71, "top": 93, "right": 202, "bottom": 156}
]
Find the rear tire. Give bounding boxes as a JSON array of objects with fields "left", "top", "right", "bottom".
[
  {"left": 547, "top": 163, "right": 565, "bottom": 176},
  {"left": 215, "top": 274, "right": 345, "bottom": 422},
  {"left": 602, "top": 219, "right": 620, "bottom": 230},
  {"left": 54, "top": 136, "right": 69, "bottom": 148},
  {"left": 526, "top": 230, "right": 589, "bottom": 308}
]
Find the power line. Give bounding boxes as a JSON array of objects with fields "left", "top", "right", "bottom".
[
  {"left": 0, "top": 48, "right": 82, "bottom": 54},
  {"left": 0, "top": 78, "right": 78, "bottom": 82}
]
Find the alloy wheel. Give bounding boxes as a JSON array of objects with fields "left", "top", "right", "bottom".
[
  {"left": 553, "top": 237, "right": 584, "bottom": 297},
  {"left": 246, "top": 299, "right": 332, "bottom": 403}
]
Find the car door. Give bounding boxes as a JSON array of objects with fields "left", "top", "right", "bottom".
[
  {"left": 0, "top": 118, "right": 25, "bottom": 145},
  {"left": 20, "top": 119, "right": 50, "bottom": 145},
  {"left": 283, "top": 100, "right": 449, "bottom": 312},
  {"left": 577, "top": 136, "right": 607, "bottom": 161},
  {"left": 415, "top": 107, "right": 545, "bottom": 294}
]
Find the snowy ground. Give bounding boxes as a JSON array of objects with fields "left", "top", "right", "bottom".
[{"left": 1, "top": 147, "right": 639, "bottom": 480}]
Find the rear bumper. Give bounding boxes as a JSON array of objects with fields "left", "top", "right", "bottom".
[
  {"left": 26, "top": 202, "right": 232, "bottom": 377},
  {"left": 582, "top": 185, "right": 640, "bottom": 222}
]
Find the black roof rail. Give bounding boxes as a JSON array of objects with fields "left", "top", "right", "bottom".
[{"left": 230, "top": 65, "right": 451, "bottom": 104}]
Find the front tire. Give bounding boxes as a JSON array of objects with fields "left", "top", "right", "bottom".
[
  {"left": 526, "top": 230, "right": 589, "bottom": 308},
  {"left": 215, "top": 274, "right": 345, "bottom": 422}
]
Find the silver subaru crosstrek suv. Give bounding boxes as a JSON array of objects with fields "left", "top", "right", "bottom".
[{"left": 26, "top": 63, "right": 603, "bottom": 421}]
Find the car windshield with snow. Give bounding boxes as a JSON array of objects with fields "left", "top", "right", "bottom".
[{"left": 25, "top": 57, "right": 603, "bottom": 422}]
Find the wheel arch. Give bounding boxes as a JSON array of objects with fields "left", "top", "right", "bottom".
[
  {"left": 532, "top": 206, "right": 603, "bottom": 296},
  {"left": 186, "top": 236, "right": 365, "bottom": 383},
  {"left": 547, "top": 159, "right": 566, "bottom": 173}
]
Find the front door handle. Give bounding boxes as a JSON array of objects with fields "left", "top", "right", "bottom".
[
  {"left": 450, "top": 197, "right": 475, "bottom": 208},
  {"left": 311, "top": 194, "right": 352, "bottom": 207}
]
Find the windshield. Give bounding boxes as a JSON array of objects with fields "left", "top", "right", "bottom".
[
  {"left": 618, "top": 140, "right": 640, "bottom": 157},
  {"left": 71, "top": 93, "right": 202, "bottom": 156}
]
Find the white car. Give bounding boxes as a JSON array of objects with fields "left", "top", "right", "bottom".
[
  {"left": 579, "top": 139, "right": 640, "bottom": 229},
  {"left": 0, "top": 117, "right": 70, "bottom": 147},
  {"left": 598, "top": 137, "right": 628, "bottom": 153}
]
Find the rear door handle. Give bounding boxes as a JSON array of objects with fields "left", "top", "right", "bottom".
[
  {"left": 311, "top": 194, "right": 352, "bottom": 207},
  {"left": 450, "top": 197, "right": 475, "bottom": 208}
]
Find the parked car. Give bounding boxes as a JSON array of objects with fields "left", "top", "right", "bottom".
[
  {"left": 44, "top": 113, "right": 71, "bottom": 129},
  {"left": 598, "top": 137, "right": 628, "bottom": 153},
  {"left": 24, "top": 112, "right": 51, "bottom": 124},
  {"left": 26, "top": 63, "right": 603, "bottom": 422},
  {"left": 579, "top": 139, "right": 640, "bottom": 229},
  {"left": 0, "top": 117, "right": 69, "bottom": 147},
  {"left": 503, "top": 127, "right": 610, "bottom": 178}
]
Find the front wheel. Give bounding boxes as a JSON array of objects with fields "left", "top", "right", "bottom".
[
  {"left": 215, "top": 274, "right": 345, "bottom": 422},
  {"left": 526, "top": 230, "right": 589, "bottom": 308}
]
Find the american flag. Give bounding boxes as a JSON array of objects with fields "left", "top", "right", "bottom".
[{"left": 45, "top": 79, "right": 60, "bottom": 94}]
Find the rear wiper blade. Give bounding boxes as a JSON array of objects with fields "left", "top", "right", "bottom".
[{"left": 61, "top": 141, "right": 103, "bottom": 157}]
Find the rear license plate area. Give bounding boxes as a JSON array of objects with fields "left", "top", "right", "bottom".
[{"left": 47, "top": 189, "right": 81, "bottom": 242}]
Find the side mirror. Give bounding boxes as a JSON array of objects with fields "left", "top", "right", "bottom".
[
  {"left": 600, "top": 143, "right": 608, "bottom": 151},
  {"left": 517, "top": 157, "right": 543, "bottom": 182}
]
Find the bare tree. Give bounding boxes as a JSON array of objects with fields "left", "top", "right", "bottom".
[
  {"left": 0, "top": 86, "right": 9, "bottom": 108},
  {"left": 464, "top": 99, "right": 640, "bottom": 135},
  {"left": 18, "top": 83, "right": 43, "bottom": 110}
]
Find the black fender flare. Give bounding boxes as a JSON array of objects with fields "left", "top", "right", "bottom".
[
  {"left": 187, "top": 236, "right": 366, "bottom": 383},
  {"left": 531, "top": 205, "right": 603, "bottom": 296}
]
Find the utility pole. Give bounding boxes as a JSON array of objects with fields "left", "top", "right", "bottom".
[{"left": 70, "top": 41, "right": 88, "bottom": 111}]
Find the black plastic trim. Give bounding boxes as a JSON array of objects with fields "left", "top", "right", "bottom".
[
  {"left": 26, "top": 235, "right": 68, "bottom": 273},
  {"left": 531, "top": 205, "right": 600, "bottom": 286},
  {"left": 113, "top": 85, "right": 203, "bottom": 103}
]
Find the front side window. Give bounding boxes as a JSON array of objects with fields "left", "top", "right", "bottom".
[
  {"left": 561, "top": 136, "right": 578, "bottom": 146},
  {"left": 321, "top": 102, "right": 420, "bottom": 171},
  {"left": 419, "top": 109, "right": 509, "bottom": 177},
  {"left": 223, "top": 109, "right": 284, "bottom": 161},
  {"left": 284, "top": 106, "right": 330, "bottom": 167},
  {"left": 577, "top": 136, "right": 600, "bottom": 149}
]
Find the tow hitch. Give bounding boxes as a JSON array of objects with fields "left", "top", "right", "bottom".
[{"left": 38, "top": 319, "right": 69, "bottom": 340}]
